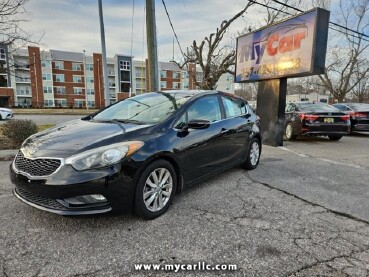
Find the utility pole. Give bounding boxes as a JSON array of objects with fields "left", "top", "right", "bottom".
[
  {"left": 146, "top": 0, "right": 159, "bottom": 91},
  {"left": 97, "top": 0, "right": 110, "bottom": 106}
]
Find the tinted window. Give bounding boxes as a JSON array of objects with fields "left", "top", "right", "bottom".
[
  {"left": 298, "top": 103, "right": 340, "bottom": 112},
  {"left": 221, "top": 96, "right": 245, "bottom": 118},
  {"left": 348, "top": 103, "right": 369, "bottom": 111},
  {"left": 94, "top": 92, "right": 191, "bottom": 124},
  {"left": 187, "top": 96, "right": 221, "bottom": 122}
]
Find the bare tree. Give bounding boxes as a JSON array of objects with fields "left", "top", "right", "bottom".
[
  {"left": 174, "top": 3, "right": 253, "bottom": 90},
  {"left": 318, "top": 0, "right": 369, "bottom": 102},
  {"left": 0, "top": 0, "right": 33, "bottom": 46}
]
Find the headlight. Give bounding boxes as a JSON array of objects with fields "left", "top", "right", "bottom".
[{"left": 65, "top": 141, "right": 144, "bottom": 171}]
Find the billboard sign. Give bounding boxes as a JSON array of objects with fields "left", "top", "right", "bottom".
[{"left": 235, "top": 8, "right": 330, "bottom": 83}]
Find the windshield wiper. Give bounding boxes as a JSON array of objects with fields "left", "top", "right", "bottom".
[{"left": 112, "top": 119, "right": 145, "bottom": 125}]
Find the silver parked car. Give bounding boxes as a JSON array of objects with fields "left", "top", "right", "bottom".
[{"left": 0, "top": 107, "right": 13, "bottom": 120}]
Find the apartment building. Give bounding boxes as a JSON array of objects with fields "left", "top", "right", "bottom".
[{"left": 0, "top": 45, "right": 235, "bottom": 108}]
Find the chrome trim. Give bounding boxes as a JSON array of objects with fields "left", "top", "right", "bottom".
[
  {"left": 12, "top": 150, "right": 65, "bottom": 180},
  {"left": 13, "top": 189, "right": 112, "bottom": 215}
]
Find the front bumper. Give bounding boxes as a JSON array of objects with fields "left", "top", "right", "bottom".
[{"left": 10, "top": 160, "right": 139, "bottom": 215}]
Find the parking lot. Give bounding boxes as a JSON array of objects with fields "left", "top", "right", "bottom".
[{"left": 1, "top": 129, "right": 369, "bottom": 276}]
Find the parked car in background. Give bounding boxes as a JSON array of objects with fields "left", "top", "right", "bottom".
[
  {"left": 285, "top": 102, "right": 350, "bottom": 141},
  {"left": 10, "top": 90, "right": 261, "bottom": 219},
  {"left": 333, "top": 103, "right": 369, "bottom": 132},
  {"left": 0, "top": 107, "right": 13, "bottom": 120}
]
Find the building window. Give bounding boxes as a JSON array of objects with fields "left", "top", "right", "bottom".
[
  {"left": 86, "top": 64, "right": 93, "bottom": 71},
  {"left": 73, "top": 75, "right": 82, "bottom": 83},
  {"left": 43, "top": 86, "right": 52, "bottom": 93},
  {"left": 55, "top": 74, "right": 65, "bottom": 82},
  {"left": 87, "top": 100, "right": 95, "bottom": 108},
  {"left": 119, "top": 60, "right": 130, "bottom": 70},
  {"left": 41, "top": 60, "right": 51, "bottom": 68},
  {"left": 109, "top": 82, "right": 115, "bottom": 88},
  {"left": 87, "top": 88, "right": 94, "bottom": 95},
  {"left": 182, "top": 72, "right": 189, "bottom": 79},
  {"left": 74, "top": 99, "right": 84, "bottom": 108},
  {"left": 173, "top": 72, "right": 180, "bottom": 79},
  {"left": 160, "top": 71, "right": 167, "bottom": 78},
  {"left": 42, "top": 73, "right": 52, "bottom": 81},
  {"left": 173, "top": 82, "right": 180, "bottom": 89},
  {"left": 55, "top": 99, "right": 67, "bottom": 107},
  {"left": 73, "top": 87, "right": 83, "bottom": 94},
  {"left": 44, "top": 99, "right": 54, "bottom": 107},
  {"left": 72, "top": 63, "right": 82, "bottom": 71},
  {"left": 86, "top": 77, "right": 94, "bottom": 83},
  {"left": 160, "top": 81, "right": 167, "bottom": 89},
  {"left": 54, "top": 61, "right": 64, "bottom": 69},
  {"left": 183, "top": 81, "right": 189, "bottom": 89},
  {"left": 16, "top": 87, "right": 31, "bottom": 95},
  {"left": 55, "top": 86, "right": 66, "bottom": 94},
  {"left": 0, "top": 49, "right": 5, "bottom": 60}
]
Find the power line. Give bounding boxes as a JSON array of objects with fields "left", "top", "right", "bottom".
[
  {"left": 161, "top": 0, "right": 186, "bottom": 61},
  {"left": 268, "top": 0, "right": 369, "bottom": 39}
]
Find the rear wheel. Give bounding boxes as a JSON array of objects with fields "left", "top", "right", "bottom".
[
  {"left": 134, "top": 160, "right": 177, "bottom": 220},
  {"left": 285, "top": 123, "right": 297, "bottom": 140},
  {"left": 328, "top": 135, "right": 343, "bottom": 141},
  {"left": 243, "top": 138, "right": 261, "bottom": 170}
]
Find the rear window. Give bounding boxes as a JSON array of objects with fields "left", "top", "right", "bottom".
[
  {"left": 348, "top": 103, "right": 369, "bottom": 111},
  {"left": 298, "top": 103, "right": 339, "bottom": 112}
]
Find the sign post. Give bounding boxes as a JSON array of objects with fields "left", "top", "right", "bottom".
[{"left": 235, "top": 8, "right": 330, "bottom": 146}]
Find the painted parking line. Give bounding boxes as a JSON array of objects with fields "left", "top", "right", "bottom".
[{"left": 278, "top": 146, "right": 362, "bottom": 169}]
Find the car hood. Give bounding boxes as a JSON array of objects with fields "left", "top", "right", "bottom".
[
  {"left": 20, "top": 119, "right": 153, "bottom": 158},
  {"left": 0, "top": 108, "right": 12, "bottom": 113}
]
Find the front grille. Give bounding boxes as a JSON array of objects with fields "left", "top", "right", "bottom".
[
  {"left": 15, "top": 188, "right": 68, "bottom": 210},
  {"left": 14, "top": 151, "right": 62, "bottom": 177}
]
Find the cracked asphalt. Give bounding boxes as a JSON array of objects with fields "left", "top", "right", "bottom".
[{"left": 1, "top": 134, "right": 369, "bottom": 276}]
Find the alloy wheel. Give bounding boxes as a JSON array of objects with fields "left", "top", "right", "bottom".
[
  {"left": 249, "top": 141, "right": 260, "bottom": 166},
  {"left": 143, "top": 168, "right": 173, "bottom": 212}
]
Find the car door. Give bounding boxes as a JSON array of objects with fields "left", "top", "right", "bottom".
[
  {"left": 174, "top": 95, "right": 230, "bottom": 182},
  {"left": 219, "top": 95, "right": 252, "bottom": 165}
]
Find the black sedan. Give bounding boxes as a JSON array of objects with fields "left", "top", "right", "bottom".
[
  {"left": 333, "top": 103, "right": 369, "bottom": 132},
  {"left": 285, "top": 102, "right": 350, "bottom": 141},
  {"left": 10, "top": 91, "right": 261, "bottom": 219}
]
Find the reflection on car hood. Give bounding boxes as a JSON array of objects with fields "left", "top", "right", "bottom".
[
  {"left": 21, "top": 119, "right": 152, "bottom": 158},
  {"left": 0, "top": 108, "right": 12, "bottom": 112}
]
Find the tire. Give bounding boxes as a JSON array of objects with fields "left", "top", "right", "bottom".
[
  {"left": 243, "top": 138, "right": 261, "bottom": 170},
  {"left": 285, "top": 123, "right": 297, "bottom": 140},
  {"left": 328, "top": 135, "right": 343, "bottom": 141},
  {"left": 134, "top": 160, "right": 177, "bottom": 220}
]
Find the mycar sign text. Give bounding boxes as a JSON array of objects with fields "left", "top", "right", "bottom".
[{"left": 235, "top": 8, "right": 330, "bottom": 83}]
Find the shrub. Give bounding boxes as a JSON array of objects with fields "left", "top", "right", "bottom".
[{"left": 2, "top": 119, "right": 38, "bottom": 145}]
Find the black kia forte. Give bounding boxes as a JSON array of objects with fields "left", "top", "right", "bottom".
[
  {"left": 285, "top": 102, "right": 350, "bottom": 141},
  {"left": 10, "top": 91, "right": 261, "bottom": 219}
]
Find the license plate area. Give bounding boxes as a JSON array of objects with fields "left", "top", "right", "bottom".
[{"left": 324, "top": 117, "right": 334, "bottom": 123}]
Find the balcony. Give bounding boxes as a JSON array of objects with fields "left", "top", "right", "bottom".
[
  {"left": 15, "top": 77, "right": 31, "bottom": 83},
  {"left": 16, "top": 90, "right": 32, "bottom": 96}
]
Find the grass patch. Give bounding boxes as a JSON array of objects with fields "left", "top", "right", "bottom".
[{"left": 38, "top": 124, "right": 55, "bottom": 132}]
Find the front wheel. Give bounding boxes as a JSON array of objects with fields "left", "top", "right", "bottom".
[
  {"left": 328, "top": 135, "right": 343, "bottom": 141},
  {"left": 242, "top": 138, "right": 261, "bottom": 170},
  {"left": 134, "top": 160, "right": 177, "bottom": 220}
]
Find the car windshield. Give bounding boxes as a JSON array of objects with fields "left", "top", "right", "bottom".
[
  {"left": 347, "top": 103, "right": 369, "bottom": 111},
  {"left": 93, "top": 92, "right": 192, "bottom": 124},
  {"left": 298, "top": 103, "right": 339, "bottom": 112}
]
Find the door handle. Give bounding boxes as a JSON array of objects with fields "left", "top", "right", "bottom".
[{"left": 220, "top": 128, "right": 229, "bottom": 134}]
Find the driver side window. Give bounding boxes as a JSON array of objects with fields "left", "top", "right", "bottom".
[
  {"left": 174, "top": 95, "right": 221, "bottom": 128},
  {"left": 187, "top": 96, "right": 221, "bottom": 122}
]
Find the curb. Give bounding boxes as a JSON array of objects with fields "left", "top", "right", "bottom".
[{"left": 0, "top": 150, "right": 18, "bottom": 161}]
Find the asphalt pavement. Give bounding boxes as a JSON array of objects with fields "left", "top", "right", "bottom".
[{"left": 1, "top": 135, "right": 369, "bottom": 276}]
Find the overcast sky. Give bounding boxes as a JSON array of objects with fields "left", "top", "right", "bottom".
[{"left": 20, "top": 0, "right": 336, "bottom": 61}]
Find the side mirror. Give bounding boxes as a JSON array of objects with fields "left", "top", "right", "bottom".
[{"left": 183, "top": 119, "right": 210, "bottom": 130}]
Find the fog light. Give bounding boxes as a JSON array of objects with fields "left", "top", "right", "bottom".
[{"left": 90, "top": 194, "right": 107, "bottom": 201}]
